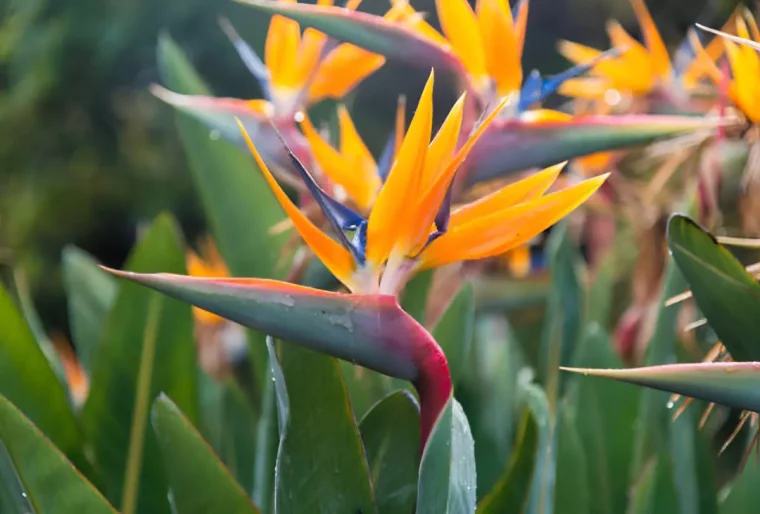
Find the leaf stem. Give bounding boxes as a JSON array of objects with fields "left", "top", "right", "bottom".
[{"left": 121, "top": 294, "right": 162, "bottom": 514}]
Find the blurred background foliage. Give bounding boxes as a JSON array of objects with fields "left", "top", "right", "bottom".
[{"left": 0, "top": 0, "right": 745, "bottom": 335}]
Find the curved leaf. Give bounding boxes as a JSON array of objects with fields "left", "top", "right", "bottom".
[
  {"left": 0, "top": 283, "right": 88, "bottom": 472},
  {"left": 152, "top": 394, "right": 260, "bottom": 514},
  {"left": 417, "top": 396, "right": 477, "bottom": 514},
  {"left": 0, "top": 394, "right": 117, "bottom": 513},
  {"left": 82, "top": 214, "right": 197, "bottom": 514},
  {"left": 465, "top": 115, "right": 727, "bottom": 185},
  {"left": 477, "top": 409, "right": 538, "bottom": 513},
  {"left": 667, "top": 214, "right": 760, "bottom": 361},
  {"left": 237, "top": 0, "right": 462, "bottom": 73},
  {"left": 62, "top": 245, "right": 117, "bottom": 375},
  {"left": 269, "top": 340, "right": 376, "bottom": 513},
  {"left": 359, "top": 390, "right": 421, "bottom": 514},
  {"left": 432, "top": 283, "right": 474, "bottom": 386},
  {"left": 562, "top": 362, "right": 760, "bottom": 413}
]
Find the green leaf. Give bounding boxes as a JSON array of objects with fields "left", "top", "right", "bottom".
[
  {"left": 562, "top": 362, "right": 760, "bottom": 413},
  {"left": 523, "top": 381, "right": 555, "bottom": 514},
  {"left": 359, "top": 391, "right": 420, "bottom": 514},
  {"left": 62, "top": 245, "right": 117, "bottom": 375},
  {"left": 631, "top": 260, "right": 686, "bottom": 478},
  {"left": 466, "top": 115, "right": 728, "bottom": 185},
  {"left": 156, "top": 33, "right": 288, "bottom": 382},
  {"left": 251, "top": 365, "right": 278, "bottom": 514},
  {"left": 477, "top": 409, "right": 539, "bottom": 513},
  {"left": 719, "top": 445, "right": 760, "bottom": 513},
  {"left": 461, "top": 315, "right": 524, "bottom": 498},
  {"left": 152, "top": 394, "right": 260, "bottom": 514},
  {"left": 669, "top": 408, "right": 717, "bottom": 514},
  {"left": 627, "top": 457, "right": 679, "bottom": 514},
  {"left": 554, "top": 403, "right": 590, "bottom": 514},
  {"left": 0, "top": 282, "right": 88, "bottom": 472},
  {"left": 270, "top": 341, "right": 376, "bottom": 513},
  {"left": 431, "top": 283, "right": 474, "bottom": 386},
  {"left": 341, "top": 361, "right": 395, "bottom": 421},
  {"left": 0, "top": 440, "right": 35, "bottom": 514},
  {"left": 667, "top": 214, "right": 760, "bottom": 361},
  {"left": 82, "top": 214, "right": 197, "bottom": 514},
  {"left": 400, "top": 268, "right": 435, "bottom": 324},
  {"left": 417, "top": 397, "right": 477, "bottom": 514},
  {"left": 7, "top": 270, "right": 67, "bottom": 391},
  {"left": 0, "top": 394, "right": 117, "bottom": 513},
  {"left": 570, "top": 325, "right": 640, "bottom": 514},
  {"left": 540, "top": 223, "right": 585, "bottom": 403}
]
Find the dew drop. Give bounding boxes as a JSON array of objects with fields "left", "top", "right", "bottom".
[
  {"left": 666, "top": 400, "right": 675, "bottom": 409},
  {"left": 209, "top": 129, "right": 221, "bottom": 140}
]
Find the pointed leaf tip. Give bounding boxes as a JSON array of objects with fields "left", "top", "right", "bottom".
[
  {"left": 102, "top": 267, "right": 425, "bottom": 381},
  {"left": 562, "top": 362, "right": 760, "bottom": 413}
]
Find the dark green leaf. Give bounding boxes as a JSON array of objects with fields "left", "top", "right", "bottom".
[
  {"left": 156, "top": 33, "right": 289, "bottom": 382},
  {"left": 82, "top": 214, "right": 197, "bottom": 514},
  {"left": 431, "top": 283, "right": 474, "bottom": 386},
  {"left": 540, "top": 223, "right": 584, "bottom": 401},
  {"left": 631, "top": 260, "right": 686, "bottom": 478},
  {"left": 271, "top": 342, "right": 375, "bottom": 514},
  {"left": 477, "top": 409, "right": 538, "bottom": 513},
  {"left": 523, "top": 381, "right": 555, "bottom": 514},
  {"left": 0, "top": 394, "right": 117, "bottom": 513},
  {"left": 0, "top": 282, "right": 88, "bottom": 472},
  {"left": 62, "top": 245, "right": 117, "bottom": 374},
  {"left": 417, "top": 397, "right": 477, "bottom": 514},
  {"left": 0, "top": 440, "right": 35, "bottom": 514},
  {"left": 251, "top": 362, "right": 278, "bottom": 514},
  {"left": 667, "top": 214, "right": 760, "bottom": 361},
  {"left": 570, "top": 325, "right": 640, "bottom": 514},
  {"left": 554, "top": 403, "right": 590, "bottom": 514},
  {"left": 359, "top": 390, "right": 420, "bottom": 514},
  {"left": 400, "top": 269, "right": 434, "bottom": 324},
  {"left": 152, "top": 394, "right": 260, "bottom": 514}
]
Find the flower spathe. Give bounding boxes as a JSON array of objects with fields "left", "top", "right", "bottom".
[
  {"left": 558, "top": 0, "right": 733, "bottom": 99},
  {"left": 261, "top": 0, "right": 385, "bottom": 115},
  {"left": 691, "top": 10, "right": 760, "bottom": 124},
  {"left": 241, "top": 70, "right": 609, "bottom": 296}
]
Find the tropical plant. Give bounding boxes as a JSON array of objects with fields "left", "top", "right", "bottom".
[{"left": 4, "top": 1, "right": 760, "bottom": 513}]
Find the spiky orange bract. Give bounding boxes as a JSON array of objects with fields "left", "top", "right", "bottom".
[
  {"left": 692, "top": 10, "right": 760, "bottom": 124},
  {"left": 390, "top": 0, "right": 528, "bottom": 102},
  {"left": 263, "top": 0, "right": 385, "bottom": 114},
  {"left": 240, "top": 71, "right": 608, "bottom": 296},
  {"left": 558, "top": 0, "right": 734, "bottom": 99}
]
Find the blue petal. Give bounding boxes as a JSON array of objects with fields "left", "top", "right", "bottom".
[
  {"left": 281, "top": 141, "right": 368, "bottom": 264},
  {"left": 376, "top": 132, "right": 396, "bottom": 182},
  {"left": 511, "top": 0, "right": 527, "bottom": 22},
  {"left": 219, "top": 18, "right": 272, "bottom": 101},
  {"left": 517, "top": 47, "right": 623, "bottom": 112}
]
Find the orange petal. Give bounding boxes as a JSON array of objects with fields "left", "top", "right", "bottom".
[
  {"left": 514, "top": 0, "right": 530, "bottom": 57},
  {"left": 394, "top": 94, "right": 406, "bottom": 160},
  {"left": 295, "top": 28, "right": 328, "bottom": 89},
  {"left": 629, "top": 0, "right": 671, "bottom": 78},
  {"left": 237, "top": 119, "right": 357, "bottom": 290},
  {"left": 435, "top": 0, "right": 488, "bottom": 84},
  {"left": 557, "top": 77, "right": 613, "bottom": 99},
  {"left": 420, "top": 173, "right": 608, "bottom": 268},
  {"left": 308, "top": 43, "right": 385, "bottom": 103},
  {"left": 265, "top": 8, "right": 302, "bottom": 91},
  {"left": 337, "top": 105, "right": 381, "bottom": 209},
  {"left": 386, "top": 1, "right": 449, "bottom": 47},
  {"left": 400, "top": 95, "right": 509, "bottom": 256},
  {"left": 421, "top": 93, "right": 465, "bottom": 187},
  {"left": 682, "top": 8, "right": 740, "bottom": 85},
  {"left": 477, "top": 0, "right": 521, "bottom": 95},
  {"left": 503, "top": 244, "right": 532, "bottom": 278},
  {"left": 300, "top": 114, "right": 371, "bottom": 210},
  {"left": 367, "top": 70, "right": 435, "bottom": 266},
  {"left": 449, "top": 162, "right": 565, "bottom": 226}
]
